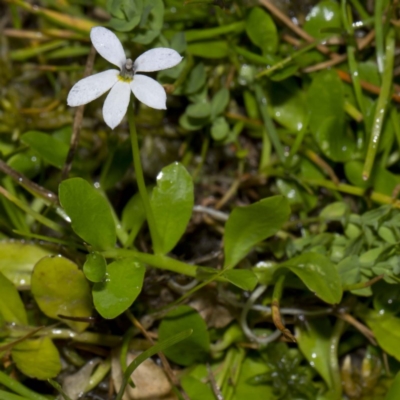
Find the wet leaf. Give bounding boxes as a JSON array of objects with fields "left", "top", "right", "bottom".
[
  {"left": 268, "top": 79, "right": 307, "bottom": 133},
  {"left": 223, "top": 269, "right": 258, "bottom": 291},
  {"left": 303, "top": 0, "right": 342, "bottom": 40},
  {"left": 0, "top": 271, "right": 27, "bottom": 325},
  {"left": 59, "top": 178, "right": 116, "bottom": 250},
  {"left": 92, "top": 258, "right": 145, "bottom": 319},
  {"left": 21, "top": 131, "right": 69, "bottom": 169},
  {"left": 12, "top": 337, "right": 61, "bottom": 380},
  {"left": 280, "top": 253, "right": 342, "bottom": 304},
  {"left": 358, "top": 307, "right": 400, "bottom": 361},
  {"left": 150, "top": 162, "right": 194, "bottom": 254},
  {"left": 296, "top": 318, "right": 333, "bottom": 387},
  {"left": 83, "top": 252, "right": 107, "bottom": 283},
  {"left": 31, "top": 256, "right": 92, "bottom": 332},
  {"left": 158, "top": 305, "right": 209, "bottom": 366},
  {"left": 223, "top": 196, "right": 290, "bottom": 269},
  {"left": 246, "top": 7, "right": 278, "bottom": 54},
  {"left": 0, "top": 241, "right": 53, "bottom": 288}
]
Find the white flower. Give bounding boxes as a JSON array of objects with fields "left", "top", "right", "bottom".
[{"left": 67, "top": 26, "right": 182, "bottom": 129}]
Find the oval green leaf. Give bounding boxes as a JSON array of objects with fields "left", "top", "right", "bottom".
[
  {"left": 12, "top": 337, "right": 61, "bottom": 380},
  {"left": 21, "top": 131, "right": 69, "bottom": 169},
  {"left": 158, "top": 305, "right": 210, "bottom": 366},
  {"left": 92, "top": 258, "right": 145, "bottom": 319},
  {"left": 223, "top": 196, "right": 290, "bottom": 269},
  {"left": 280, "top": 253, "right": 342, "bottom": 304},
  {"left": 0, "top": 241, "right": 53, "bottom": 288},
  {"left": 59, "top": 177, "right": 116, "bottom": 250},
  {"left": 246, "top": 7, "right": 278, "bottom": 54},
  {"left": 0, "top": 271, "right": 27, "bottom": 325},
  {"left": 31, "top": 256, "right": 92, "bottom": 332},
  {"left": 83, "top": 252, "right": 107, "bottom": 283},
  {"left": 150, "top": 162, "right": 194, "bottom": 254},
  {"left": 223, "top": 269, "right": 258, "bottom": 291}
]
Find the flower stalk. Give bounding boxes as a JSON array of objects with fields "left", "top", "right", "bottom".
[{"left": 127, "top": 101, "right": 162, "bottom": 254}]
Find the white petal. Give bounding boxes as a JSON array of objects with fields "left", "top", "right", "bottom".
[
  {"left": 130, "top": 75, "right": 166, "bottom": 110},
  {"left": 67, "top": 69, "right": 119, "bottom": 107},
  {"left": 134, "top": 48, "right": 183, "bottom": 73},
  {"left": 102, "top": 80, "right": 131, "bottom": 129},
  {"left": 90, "top": 27, "right": 126, "bottom": 69}
]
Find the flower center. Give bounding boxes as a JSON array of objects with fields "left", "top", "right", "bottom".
[{"left": 119, "top": 58, "right": 134, "bottom": 81}]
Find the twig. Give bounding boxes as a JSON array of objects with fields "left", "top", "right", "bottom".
[
  {"left": 259, "top": 0, "right": 340, "bottom": 59},
  {"left": 62, "top": 45, "right": 96, "bottom": 180},
  {"left": 335, "top": 312, "right": 377, "bottom": 345},
  {"left": 0, "top": 159, "right": 58, "bottom": 203},
  {"left": 207, "top": 364, "right": 224, "bottom": 400}
]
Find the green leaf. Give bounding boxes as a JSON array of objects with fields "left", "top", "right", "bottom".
[
  {"left": 223, "top": 196, "right": 290, "bottom": 269},
  {"left": 337, "top": 255, "right": 360, "bottom": 286},
  {"left": 186, "top": 102, "right": 211, "bottom": 119},
  {"left": 385, "top": 372, "right": 400, "bottom": 400},
  {"left": 235, "top": 355, "right": 274, "bottom": 398},
  {"left": 11, "top": 337, "right": 61, "bottom": 380},
  {"left": 158, "top": 305, "right": 209, "bottom": 366},
  {"left": 308, "top": 70, "right": 354, "bottom": 162},
  {"left": 211, "top": 116, "right": 229, "bottom": 141},
  {"left": 181, "top": 376, "right": 215, "bottom": 400},
  {"left": 92, "top": 258, "right": 145, "bottom": 319},
  {"left": 280, "top": 253, "right": 342, "bottom": 304},
  {"left": 0, "top": 271, "right": 27, "bottom": 325},
  {"left": 31, "top": 256, "right": 92, "bottom": 332},
  {"left": 268, "top": 79, "right": 307, "bottom": 133},
  {"left": 21, "top": 131, "right": 69, "bottom": 169},
  {"left": 303, "top": 0, "right": 342, "bottom": 41},
  {"left": 59, "top": 178, "right": 116, "bottom": 250},
  {"left": 83, "top": 252, "right": 107, "bottom": 283},
  {"left": 296, "top": 318, "right": 333, "bottom": 387},
  {"left": 223, "top": 269, "right": 258, "bottom": 290},
  {"left": 308, "top": 69, "right": 344, "bottom": 134},
  {"left": 184, "top": 63, "right": 206, "bottom": 94},
  {"left": 150, "top": 162, "right": 194, "bottom": 254},
  {"left": 187, "top": 41, "right": 229, "bottom": 59},
  {"left": 358, "top": 307, "right": 400, "bottom": 361},
  {"left": 210, "top": 87, "right": 230, "bottom": 119},
  {"left": 246, "top": 7, "right": 278, "bottom": 54},
  {"left": 0, "top": 241, "right": 53, "bottom": 288}
]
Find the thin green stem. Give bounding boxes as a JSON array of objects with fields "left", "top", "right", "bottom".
[
  {"left": 102, "top": 248, "right": 198, "bottom": 277},
  {"left": 0, "top": 371, "right": 51, "bottom": 400},
  {"left": 84, "top": 357, "right": 112, "bottom": 393},
  {"left": 349, "top": 0, "right": 370, "bottom": 20},
  {"left": 127, "top": 100, "right": 162, "bottom": 254},
  {"left": 329, "top": 318, "right": 346, "bottom": 399},
  {"left": 256, "top": 41, "right": 317, "bottom": 78},
  {"left": 0, "top": 185, "right": 62, "bottom": 233},
  {"left": 342, "top": 0, "right": 366, "bottom": 119},
  {"left": 362, "top": 28, "right": 395, "bottom": 180},
  {"left": 374, "top": 0, "right": 385, "bottom": 74},
  {"left": 254, "top": 84, "right": 285, "bottom": 163}
]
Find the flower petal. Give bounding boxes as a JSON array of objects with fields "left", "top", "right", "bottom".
[
  {"left": 90, "top": 27, "right": 126, "bottom": 69},
  {"left": 103, "top": 80, "right": 131, "bottom": 129},
  {"left": 67, "top": 69, "right": 119, "bottom": 107},
  {"left": 134, "top": 48, "right": 183, "bottom": 73},
  {"left": 130, "top": 75, "right": 166, "bottom": 110}
]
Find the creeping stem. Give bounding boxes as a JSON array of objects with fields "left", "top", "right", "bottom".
[{"left": 127, "top": 99, "right": 162, "bottom": 254}]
